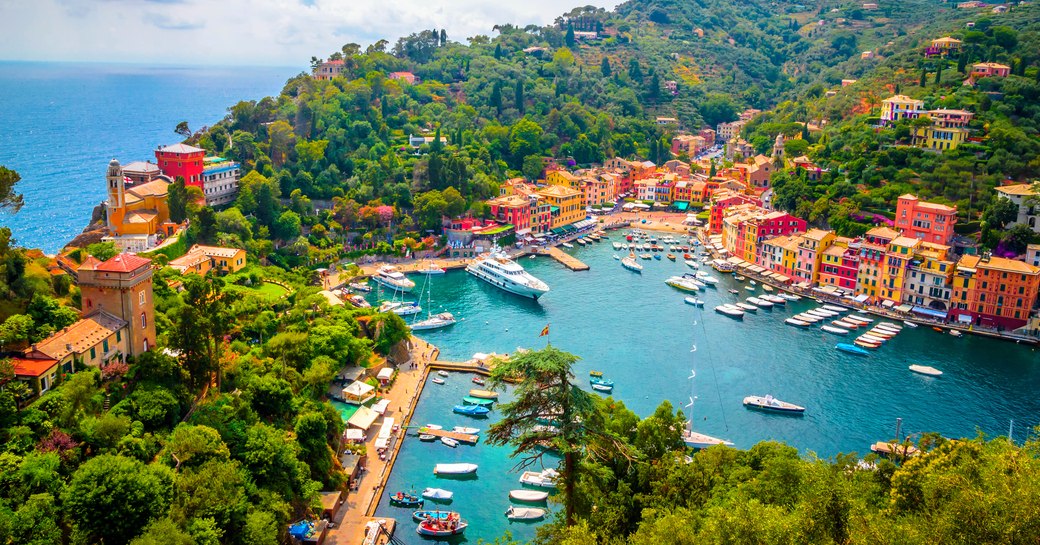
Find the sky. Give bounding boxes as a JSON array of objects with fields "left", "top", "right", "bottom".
[{"left": 0, "top": 0, "right": 618, "bottom": 67}]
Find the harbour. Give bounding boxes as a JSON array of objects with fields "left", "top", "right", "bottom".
[{"left": 338, "top": 228, "right": 1040, "bottom": 543}]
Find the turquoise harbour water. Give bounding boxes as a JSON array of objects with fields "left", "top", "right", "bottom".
[{"left": 377, "top": 233, "right": 1040, "bottom": 543}]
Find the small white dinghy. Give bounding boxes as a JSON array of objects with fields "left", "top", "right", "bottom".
[
  {"left": 909, "top": 364, "right": 943, "bottom": 377},
  {"left": 505, "top": 506, "right": 546, "bottom": 521},
  {"left": 434, "top": 463, "right": 478, "bottom": 475},
  {"left": 422, "top": 488, "right": 454, "bottom": 501},
  {"left": 509, "top": 489, "right": 549, "bottom": 502},
  {"left": 441, "top": 437, "right": 459, "bottom": 448},
  {"left": 432, "top": 377, "right": 445, "bottom": 385}
]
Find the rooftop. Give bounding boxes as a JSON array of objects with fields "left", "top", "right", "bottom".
[
  {"left": 538, "top": 184, "right": 582, "bottom": 198},
  {"left": 802, "top": 228, "right": 832, "bottom": 242},
  {"left": 121, "top": 161, "right": 161, "bottom": 174},
  {"left": 979, "top": 256, "right": 1040, "bottom": 275},
  {"left": 996, "top": 183, "right": 1038, "bottom": 197},
  {"left": 156, "top": 143, "right": 205, "bottom": 155},
  {"left": 866, "top": 226, "right": 901, "bottom": 240},
  {"left": 12, "top": 357, "right": 59, "bottom": 377},
  {"left": 94, "top": 253, "right": 152, "bottom": 273},
  {"left": 33, "top": 310, "right": 127, "bottom": 361}
]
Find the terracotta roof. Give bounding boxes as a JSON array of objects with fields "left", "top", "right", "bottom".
[
  {"left": 890, "top": 236, "right": 922, "bottom": 248},
  {"left": 866, "top": 226, "right": 901, "bottom": 240},
  {"left": 33, "top": 310, "right": 127, "bottom": 360},
  {"left": 78, "top": 255, "right": 102, "bottom": 271},
  {"left": 973, "top": 62, "right": 1010, "bottom": 69},
  {"left": 157, "top": 143, "right": 205, "bottom": 155},
  {"left": 823, "top": 245, "right": 847, "bottom": 257},
  {"left": 125, "top": 211, "right": 159, "bottom": 224},
  {"left": 883, "top": 94, "right": 924, "bottom": 105},
  {"left": 167, "top": 252, "right": 210, "bottom": 272},
  {"left": 191, "top": 245, "right": 243, "bottom": 259},
  {"left": 95, "top": 253, "right": 152, "bottom": 273},
  {"left": 12, "top": 357, "right": 59, "bottom": 377},
  {"left": 957, "top": 254, "right": 981, "bottom": 270},
  {"left": 538, "top": 184, "right": 582, "bottom": 198},
  {"left": 979, "top": 256, "right": 1040, "bottom": 275},
  {"left": 996, "top": 184, "right": 1037, "bottom": 197},
  {"left": 932, "top": 36, "right": 962, "bottom": 44},
  {"left": 127, "top": 180, "right": 170, "bottom": 198},
  {"left": 802, "top": 228, "right": 832, "bottom": 241}
]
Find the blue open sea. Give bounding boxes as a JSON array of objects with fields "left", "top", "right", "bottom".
[
  {"left": 375, "top": 236, "right": 1040, "bottom": 543},
  {"left": 0, "top": 61, "right": 297, "bottom": 253}
]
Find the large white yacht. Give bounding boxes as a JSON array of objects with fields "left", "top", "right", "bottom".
[
  {"left": 465, "top": 248, "right": 549, "bottom": 299},
  {"left": 371, "top": 265, "right": 415, "bottom": 292}
]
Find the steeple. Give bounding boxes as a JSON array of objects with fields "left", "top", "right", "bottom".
[{"left": 106, "top": 159, "right": 125, "bottom": 230}]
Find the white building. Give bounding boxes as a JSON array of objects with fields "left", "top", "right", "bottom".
[
  {"left": 995, "top": 184, "right": 1040, "bottom": 233},
  {"left": 202, "top": 157, "right": 240, "bottom": 206}
]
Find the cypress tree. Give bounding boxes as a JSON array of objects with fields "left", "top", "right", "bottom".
[
  {"left": 565, "top": 26, "right": 575, "bottom": 48},
  {"left": 919, "top": 68, "right": 927, "bottom": 87},
  {"left": 957, "top": 54, "right": 967, "bottom": 74},
  {"left": 601, "top": 57, "right": 612, "bottom": 77},
  {"left": 494, "top": 43, "right": 502, "bottom": 60},
  {"left": 935, "top": 63, "right": 943, "bottom": 85},
  {"left": 515, "top": 80, "right": 525, "bottom": 114}
]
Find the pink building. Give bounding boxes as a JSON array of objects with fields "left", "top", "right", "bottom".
[
  {"left": 971, "top": 63, "right": 1011, "bottom": 78},
  {"left": 708, "top": 192, "right": 761, "bottom": 234},
  {"left": 388, "top": 72, "right": 418, "bottom": 84},
  {"left": 819, "top": 243, "right": 860, "bottom": 291},
  {"left": 794, "top": 229, "right": 835, "bottom": 285},
  {"left": 895, "top": 194, "right": 957, "bottom": 245}
]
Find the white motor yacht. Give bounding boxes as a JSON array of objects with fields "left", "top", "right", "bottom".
[
  {"left": 372, "top": 265, "right": 416, "bottom": 292},
  {"left": 466, "top": 246, "right": 549, "bottom": 299}
]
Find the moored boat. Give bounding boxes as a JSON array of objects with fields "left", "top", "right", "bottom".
[
  {"left": 684, "top": 297, "right": 704, "bottom": 307},
  {"left": 785, "top": 318, "right": 811, "bottom": 327},
  {"left": 714, "top": 304, "right": 745, "bottom": 319},
  {"left": 561, "top": 242, "right": 574, "bottom": 249},
  {"left": 903, "top": 320, "right": 919, "bottom": 328},
  {"left": 372, "top": 265, "right": 416, "bottom": 292},
  {"left": 509, "top": 489, "right": 549, "bottom": 502},
  {"left": 453, "top": 426, "right": 480, "bottom": 434},
  {"left": 909, "top": 364, "right": 943, "bottom": 376},
  {"left": 416, "top": 514, "right": 467, "bottom": 537},
  {"left": 519, "top": 468, "right": 559, "bottom": 488},
  {"left": 505, "top": 506, "right": 546, "bottom": 521},
  {"left": 472, "top": 376, "right": 486, "bottom": 385},
  {"left": 412, "top": 509, "right": 455, "bottom": 522},
  {"left": 665, "top": 276, "right": 700, "bottom": 292},
  {"left": 411, "top": 312, "right": 457, "bottom": 331},
  {"left": 389, "top": 491, "right": 424, "bottom": 507},
  {"left": 822, "top": 325, "right": 850, "bottom": 335},
  {"left": 854, "top": 339, "right": 881, "bottom": 349},
  {"left": 453, "top": 404, "right": 491, "bottom": 417},
  {"left": 466, "top": 245, "right": 550, "bottom": 299},
  {"left": 833, "top": 319, "right": 859, "bottom": 329},
  {"left": 747, "top": 297, "right": 771, "bottom": 308},
  {"left": 735, "top": 302, "right": 758, "bottom": 312},
  {"left": 823, "top": 305, "right": 848, "bottom": 312},
  {"left": 836, "top": 342, "right": 869, "bottom": 355},
  {"left": 949, "top": 329, "right": 963, "bottom": 337},
  {"left": 622, "top": 254, "right": 643, "bottom": 272},
  {"left": 666, "top": 253, "right": 677, "bottom": 261},
  {"left": 462, "top": 396, "right": 494, "bottom": 406},
  {"left": 441, "top": 437, "right": 458, "bottom": 448},
  {"left": 432, "top": 377, "right": 445, "bottom": 385},
  {"left": 469, "top": 389, "right": 499, "bottom": 399},
  {"left": 433, "top": 463, "right": 478, "bottom": 475},
  {"left": 743, "top": 394, "right": 805, "bottom": 413},
  {"left": 348, "top": 281, "right": 372, "bottom": 292}
]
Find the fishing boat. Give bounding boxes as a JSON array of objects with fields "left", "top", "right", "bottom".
[
  {"left": 665, "top": 276, "right": 700, "bottom": 292},
  {"left": 735, "top": 302, "right": 758, "bottom": 312},
  {"left": 416, "top": 514, "right": 467, "bottom": 537},
  {"left": 836, "top": 343, "right": 869, "bottom": 355},
  {"left": 822, "top": 325, "right": 850, "bottom": 335},
  {"left": 388, "top": 491, "right": 424, "bottom": 507},
  {"left": 561, "top": 242, "right": 574, "bottom": 249},
  {"left": 472, "top": 376, "right": 486, "bottom": 385},
  {"left": 462, "top": 396, "right": 494, "bottom": 407},
  {"left": 519, "top": 468, "right": 559, "bottom": 488},
  {"left": 453, "top": 405, "right": 491, "bottom": 417},
  {"left": 348, "top": 282, "right": 372, "bottom": 292},
  {"left": 433, "top": 463, "right": 478, "bottom": 475},
  {"left": 949, "top": 330, "right": 963, "bottom": 337},
  {"left": 909, "top": 364, "right": 943, "bottom": 377},
  {"left": 509, "top": 489, "right": 549, "bottom": 502},
  {"left": 743, "top": 395, "right": 805, "bottom": 414},
  {"left": 466, "top": 244, "right": 550, "bottom": 299},
  {"left": 903, "top": 320, "right": 919, "bottom": 328},
  {"left": 785, "top": 318, "right": 810, "bottom": 327},
  {"left": 621, "top": 253, "right": 643, "bottom": 271},
  {"left": 412, "top": 509, "right": 455, "bottom": 522},
  {"left": 432, "top": 377, "right": 445, "bottom": 385},
  {"left": 714, "top": 304, "right": 745, "bottom": 319},
  {"left": 372, "top": 265, "right": 416, "bottom": 292},
  {"left": 469, "top": 389, "right": 499, "bottom": 399},
  {"left": 453, "top": 426, "right": 480, "bottom": 434},
  {"left": 684, "top": 297, "right": 704, "bottom": 307},
  {"left": 505, "top": 506, "right": 546, "bottom": 521},
  {"left": 441, "top": 437, "right": 459, "bottom": 448}
]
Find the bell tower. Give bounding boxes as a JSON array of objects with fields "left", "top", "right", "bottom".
[{"left": 106, "top": 159, "right": 125, "bottom": 231}]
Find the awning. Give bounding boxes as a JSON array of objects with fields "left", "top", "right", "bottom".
[
  {"left": 896, "top": 304, "right": 913, "bottom": 313},
  {"left": 673, "top": 201, "right": 689, "bottom": 211},
  {"left": 344, "top": 429, "right": 364, "bottom": 442},
  {"left": 343, "top": 380, "right": 375, "bottom": 402},
  {"left": 854, "top": 294, "right": 870, "bottom": 302},
  {"left": 372, "top": 399, "right": 391, "bottom": 415},
  {"left": 550, "top": 228, "right": 565, "bottom": 235},
  {"left": 533, "top": 233, "right": 546, "bottom": 239},
  {"left": 550, "top": 206, "right": 560, "bottom": 213},
  {"left": 376, "top": 368, "right": 394, "bottom": 381},
  {"left": 882, "top": 300, "right": 895, "bottom": 308},
  {"left": 347, "top": 406, "right": 379, "bottom": 430},
  {"left": 912, "top": 306, "right": 948, "bottom": 319},
  {"left": 375, "top": 437, "right": 389, "bottom": 450},
  {"left": 378, "top": 417, "right": 395, "bottom": 439}
]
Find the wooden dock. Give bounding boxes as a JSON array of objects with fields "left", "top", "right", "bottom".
[
  {"left": 414, "top": 427, "right": 479, "bottom": 444},
  {"left": 359, "top": 517, "right": 397, "bottom": 545},
  {"left": 542, "top": 247, "right": 590, "bottom": 271}
]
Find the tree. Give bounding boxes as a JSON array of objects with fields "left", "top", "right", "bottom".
[
  {"left": 919, "top": 67, "right": 927, "bottom": 87},
  {"left": 509, "top": 118, "right": 544, "bottom": 166},
  {"left": 486, "top": 346, "right": 598, "bottom": 526},
  {"left": 494, "top": 43, "right": 503, "bottom": 59},
  {"left": 63, "top": 455, "right": 174, "bottom": 545},
  {"left": 175, "top": 121, "right": 191, "bottom": 138},
  {"left": 934, "top": 62, "right": 943, "bottom": 85},
  {"left": 0, "top": 166, "right": 24, "bottom": 213},
  {"left": 86, "top": 241, "right": 118, "bottom": 261},
  {"left": 195, "top": 206, "right": 218, "bottom": 244},
  {"left": 273, "top": 210, "right": 302, "bottom": 240},
  {"left": 490, "top": 81, "right": 503, "bottom": 114},
  {"left": 565, "top": 26, "right": 576, "bottom": 47},
  {"left": 982, "top": 197, "right": 1019, "bottom": 231},
  {"left": 601, "top": 56, "right": 612, "bottom": 77},
  {"left": 168, "top": 177, "right": 189, "bottom": 223},
  {"left": 130, "top": 518, "right": 194, "bottom": 545},
  {"left": 169, "top": 275, "right": 231, "bottom": 389},
  {"left": 628, "top": 59, "right": 643, "bottom": 81},
  {"left": 522, "top": 155, "right": 545, "bottom": 181},
  {"left": 515, "top": 80, "right": 525, "bottom": 115}
]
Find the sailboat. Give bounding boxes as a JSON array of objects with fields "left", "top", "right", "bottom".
[
  {"left": 411, "top": 272, "right": 456, "bottom": 331},
  {"left": 377, "top": 282, "right": 422, "bottom": 315},
  {"left": 683, "top": 315, "right": 733, "bottom": 450}
]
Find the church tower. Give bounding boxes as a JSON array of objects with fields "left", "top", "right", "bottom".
[
  {"left": 106, "top": 159, "right": 126, "bottom": 231},
  {"left": 78, "top": 254, "right": 156, "bottom": 356},
  {"left": 772, "top": 134, "right": 786, "bottom": 159}
]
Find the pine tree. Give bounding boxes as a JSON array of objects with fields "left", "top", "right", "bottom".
[{"left": 601, "top": 57, "right": 611, "bottom": 77}]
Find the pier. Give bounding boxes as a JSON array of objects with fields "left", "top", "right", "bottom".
[
  {"left": 413, "top": 427, "right": 479, "bottom": 444},
  {"left": 541, "top": 246, "right": 590, "bottom": 271}
]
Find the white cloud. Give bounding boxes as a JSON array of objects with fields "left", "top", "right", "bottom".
[{"left": 0, "top": 0, "right": 618, "bottom": 66}]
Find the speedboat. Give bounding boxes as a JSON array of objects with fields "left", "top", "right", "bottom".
[
  {"left": 441, "top": 437, "right": 458, "bottom": 448},
  {"left": 388, "top": 491, "right": 424, "bottom": 507},
  {"left": 836, "top": 343, "right": 869, "bottom": 355},
  {"left": 453, "top": 426, "right": 480, "bottom": 434},
  {"left": 421, "top": 488, "right": 454, "bottom": 501},
  {"left": 785, "top": 318, "right": 810, "bottom": 327},
  {"left": 903, "top": 320, "right": 919, "bottom": 328},
  {"left": 561, "top": 242, "right": 574, "bottom": 249},
  {"left": 519, "top": 468, "right": 559, "bottom": 488},
  {"left": 735, "top": 302, "right": 757, "bottom": 312},
  {"left": 684, "top": 297, "right": 704, "bottom": 307},
  {"left": 909, "top": 364, "right": 943, "bottom": 377},
  {"left": 462, "top": 396, "right": 494, "bottom": 406},
  {"left": 697, "top": 275, "right": 719, "bottom": 285},
  {"left": 591, "top": 383, "right": 613, "bottom": 392},
  {"left": 466, "top": 245, "right": 549, "bottom": 299},
  {"left": 665, "top": 276, "right": 700, "bottom": 292},
  {"left": 411, "top": 312, "right": 457, "bottom": 331},
  {"left": 509, "top": 489, "right": 549, "bottom": 502},
  {"left": 348, "top": 282, "right": 372, "bottom": 292},
  {"left": 822, "top": 325, "right": 850, "bottom": 335},
  {"left": 453, "top": 405, "right": 491, "bottom": 417},
  {"left": 747, "top": 297, "right": 771, "bottom": 308},
  {"left": 743, "top": 395, "right": 805, "bottom": 414},
  {"left": 505, "top": 506, "right": 546, "bottom": 521},
  {"left": 714, "top": 304, "right": 744, "bottom": 319},
  {"left": 949, "top": 330, "right": 963, "bottom": 337},
  {"left": 685, "top": 259, "right": 699, "bottom": 268},
  {"left": 372, "top": 266, "right": 416, "bottom": 292},
  {"left": 416, "top": 514, "right": 467, "bottom": 537},
  {"left": 469, "top": 389, "right": 499, "bottom": 399},
  {"left": 412, "top": 509, "right": 455, "bottom": 522},
  {"left": 621, "top": 254, "right": 643, "bottom": 272},
  {"left": 434, "top": 463, "right": 478, "bottom": 475}
]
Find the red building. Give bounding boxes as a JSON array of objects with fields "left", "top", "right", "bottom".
[
  {"left": 487, "top": 195, "right": 532, "bottom": 233},
  {"left": 895, "top": 194, "right": 957, "bottom": 245},
  {"left": 708, "top": 192, "right": 761, "bottom": 234},
  {"left": 819, "top": 244, "right": 860, "bottom": 291},
  {"left": 155, "top": 143, "right": 206, "bottom": 189}
]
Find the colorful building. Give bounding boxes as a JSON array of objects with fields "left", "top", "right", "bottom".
[
  {"left": 971, "top": 63, "right": 1011, "bottom": 78},
  {"left": 104, "top": 159, "right": 180, "bottom": 252},
  {"left": 926, "top": 36, "right": 962, "bottom": 57},
  {"left": 313, "top": 59, "right": 346, "bottom": 80},
  {"left": 912, "top": 125, "right": 968, "bottom": 151},
  {"left": 168, "top": 245, "right": 248, "bottom": 275},
  {"left": 895, "top": 194, "right": 958, "bottom": 245},
  {"left": 201, "top": 156, "right": 240, "bottom": 206},
  {"left": 949, "top": 255, "right": 1040, "bottom": 330},
  {"left": 760, "top": 235, "right": 801, "bottom": 278},
  {"left": 487, "top": 194, "right": 533, "bottom": 233},
  {"left": 903, "top": 243, "right": 955, "bottom": 312},
  {"left": 22, "top": 310, "right": 130, "bottom": 373},
  {"left": 708, "top": 192, "right": 762, "bottom": 234},
  {"left": 879, "top": 236, "right": 921, "bottom": 304},
  {"left": 880, "top": 95, "right": 926, "bottom": 125},
  {"left": 794, "top": 229, "right": 836, "bottom": 285},
  {"left": 537, "top": 184, "right": 585, "bottom": 230},
  {"left": 995, "top": 184, "right": 1040, "bottom": 233},
  {"left": 855, "top": 227, "right": 900, "bottom": 300},
  {"left": 78, "top": 253, "right": 156, "bottom": 355},
  {"left": 928, "top": 109, "right": 974, "bottom": 128},
  {"left": 155, "top": 143, "right": 206, "bottom": 188},
  {"left": 818, "top": 239, "right": 860, "bottom": 291}
]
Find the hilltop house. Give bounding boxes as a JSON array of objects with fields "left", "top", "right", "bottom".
[
  {"left": 168, "top": 245, "right": 247, "bottom": 275},
  {"left": 995, "top": 184, "right": 1040, "bottom": 233},
  {"left": 313, "top": 59, "right": 346, "bottom": 81},
  {"left": 971, "top": 62, "right": 1011, "bottom": 78}
]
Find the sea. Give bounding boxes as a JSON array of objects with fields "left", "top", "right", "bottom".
[
  {"left": 374, "top": 236, "right": 1040, "bottom": 544},
  {"left": 0, "top": 61, "right": 298, "bottom": 253}
]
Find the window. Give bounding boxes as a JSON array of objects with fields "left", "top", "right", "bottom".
[
  {"left": 141, "top": 312, "right": 147, "bottom": 328},
  {"left": 103, "top": 339, "right": 109, "bottom": 353},
  {"left": 139, "top": 291, "right": 145, "bottom": 305},
  {"left": 90, "top": 347, "right": 96, "bottom": 360}
]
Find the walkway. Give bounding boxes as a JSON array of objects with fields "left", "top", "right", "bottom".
[{"left": 540, "top": 246, "right": 589, "bottom": 271}]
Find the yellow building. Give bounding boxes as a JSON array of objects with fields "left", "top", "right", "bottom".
[
  {"left": 913, "top": 126, "right": 968, "bottom": 151},
  {"left": 538, "top": 184, "right": 585, "bottom": 230},
  {"left": 881, "top": 236, "right": 921, "bottom": 303},
  {"left": 104, "top": 159, "right": 180, "bottom": 251},
  {"left": 168, "top": 245, "right": 248, "bottom": 275},
  {"left": 545, "top": 169, "right": 580, "bottom": 190},
  {"left": 23, "top": 310, "right": 130, "bottom": 373}
]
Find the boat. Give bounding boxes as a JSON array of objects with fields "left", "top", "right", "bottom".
[
  {"left": 453, "top": 426, "right": 480, "bottom": 434},
  {"left": 866, "top": 329, "right": 894, "bottom": 340},
  {"left": 822, "top": 325, "right": 850, "bottom": 335},
  {"left": 472, "top": 376, "right": 486, "bottom": 385},
  {"left": 665, "top": 276, "right": 700, "bottom": 292},
  {"left": 416, "top": 514, "right": 467, "bottom": 537},
  {"left": 575, "top": 238, "right": 587, "bottom": 246},
  {"left": 714, "top": 304, "right": 744, "bottom": 319},
  {"left": 903, "top": 320, "right": 919, "bottom": 328},
  {"left": 590, "top": 377, "right": 614, "bottom": 388},
  {"left": 785, "top": 318, "right": 811, "bottom": 327},
  {"left": 666, "top": 254, "right": 677, "bottom": 261},
  {"left": 348, "top": 282, "right": 372, "bottom": 292},
  {"left": 875, "top": 322, "right": 903, "bottom": 332},
  {"left": 762, "top": 285, "right": 774, "bottom": 292},
  {"left": 388, "top": 491, "right": 424, "bottom": 507},
  {"left": 734, "top": 275, "right": 746, "bottom": 281},
  {"left": 469, "top": 389, "right": 499, "bottom": 399},
  {"left": 735, "top": 302, "right": 758, "bottom": 312},
  {"left": 836, "top": 343, "right": 869, "bottom": 355},
  {"left": 509, "top": 489, "right": 549, "bottom": 502},
  {"left": 505, "top": 506, "right": 546, "bottom": 521},
  {"left": 685, "top": 259, "right": 699, "bottom": 268},
  {"left": 424, "top": 424, "right": 443, "bottom": 430},
  {"left": 379, "top": 300, "right": 423, "bottom": 316},
  {"left": 747, "top": 297, "right": 772, "bottom": 308},
  {"left": 684, "top": 297, "right": 704, "bottom": 307},
  {"left": 909, "top": 364, "right": 943, "bottom": 377},
  {"left": 561, "top": 242, "right": 574, "bottom": 249},
  {"left": 932, "top": 326, "right": 944, "bottom": 333},
  {"left": 949, "top": 330, "right": 963, "bottom": 338},
  {"left": 622, "top": 253, "right": 644, "bottom": 272},
  {"left": 833, "top": 319, "right": 859, "bottom": 329},
  {"left": 434, "top": 463, "right": 478, "bottom": 475},
  {"left": 416, "top": 265, "right": 447, "bottom": 275},
  {"left": 519, "top": 468, "right": 559, "bottom": 488},
  {"left": 845, "top": 316, "right": 872, "bottom": 325},
  {"left": 438, "top": 370, "right": 450, "bottom": 377},
  {"left": 346, "top": 294, "right": 371, "bottom": 308},
  {"left": 466, "top": 245, "right": 550, "bottom": 299},
  {"left": 589, "top": 370, "right": 603, "bottom": 377},
  {"left": 372, "top": 266, "right": 416, "bottom": 292},
  {"left": 419, "top": 434, "right": 436, "bottom": 441},
  {"left": 612, "top": 254, "right": 620, "bottom": 260},
  {"left": 453, "top": 405, "right": 491, "bottom": 417},
  {"left": 848, "top": 315, "right": 874, "bottom": 323},
  {"left": 711, "top": 259, "right": 736, "bottom": 273},
  {"left": 854, "top": 339, "right": 881, "bottom": 349},
  {"left": 810, "top": 308, "right": 838, "bottom": 317},
  {"left": 761, "top": 295, "right": 786, "bottom": 304},
  {"left": 870, "top": 441, "right": 920, "bottom": 458},
  {"left": 432, "top": 377, "right": 445, "bottom": 385},
  {"left": 794, "top": 314, "right": 822, "bottom": 323},
  {"left": 744, "top": 285, "right": 756, "bottom": 292},
  {"left": 412, "top": 312, "right": 457, "bottom": 331},
  {"left": 823, "top": 305, "right": 847, "bottom": 312},
  {"left": 441, "top": 437, "right": 459, "bottom": 448},
  {"left": 591, "top": 383, "right": 613, "bottom": 392},
  {"left": 462, "top": 396, "right": 494, "bottom": 406},
  {"left": 612, "top": 242, "right": 622, "bottom": 250},
  {"left": 412, "top": 509, "right": 455, "bottom": 522},
  {"left": 727, "top": 289, "right": 740, "bottom": 294},
  {"left": 743, "top": 395, "right": 805, "bottom": 414},
  {"left": 653, "top": 254, "right": 662, "bottom": 261}
]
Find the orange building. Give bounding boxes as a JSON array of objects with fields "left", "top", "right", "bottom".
[
  {"left": 78, "top": 253, "right": 157, "bottom": 355},
  {"left": 949, "top": 255, "right": 1040, "bottom": 330},
  {"left": 104, "top": 159, "right": 180, "bottom": 251}
]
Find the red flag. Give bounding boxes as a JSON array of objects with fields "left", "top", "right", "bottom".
[{"left": 539, "top": 324, "right": 550, "bottom": 337}]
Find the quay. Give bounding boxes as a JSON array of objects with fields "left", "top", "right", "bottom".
[
  {"left": 413, "top": 427, "right": 479, "bottom": 444},
  {"left": 540, "top": 246, "right": 589, "bottom": 271}
]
